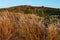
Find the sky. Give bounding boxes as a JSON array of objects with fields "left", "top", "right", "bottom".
[{"left": 0, "top": 0, "right": 60, "bottom": 8}]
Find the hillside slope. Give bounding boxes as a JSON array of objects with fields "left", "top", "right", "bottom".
[
  {"left": 0, "top": 5, "right": 60, "bottom": 16},
  {"left": 0, "top": 6, "right": 60, "bottom": 40}
]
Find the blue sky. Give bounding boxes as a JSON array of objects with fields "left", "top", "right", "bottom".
[{"left": 0, "top": 0, "right": 60, "bottom": 8}]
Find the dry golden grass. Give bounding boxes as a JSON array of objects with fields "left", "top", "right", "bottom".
[{"left": 0, "top": 10, "right": 60, "bottom": 40}]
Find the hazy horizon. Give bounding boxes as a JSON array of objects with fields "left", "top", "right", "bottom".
[{"left": 0, "top": 0, "right": 60, "bottom": 8}]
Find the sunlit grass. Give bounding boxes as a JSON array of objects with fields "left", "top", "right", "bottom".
[{"left": 0, "top": 10, "right": 60, "bottom": 40}]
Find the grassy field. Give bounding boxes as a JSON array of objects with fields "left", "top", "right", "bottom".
[{"left": 0, "top": 10, "right": 60, "bottom": 40}]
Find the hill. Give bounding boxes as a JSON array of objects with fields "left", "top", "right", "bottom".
[
  {"left": 0, "top": 5, "right": 60, "bottom": 40},
  {"left": 0, "top": 5, "right": 60, "bottom": 16}
]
